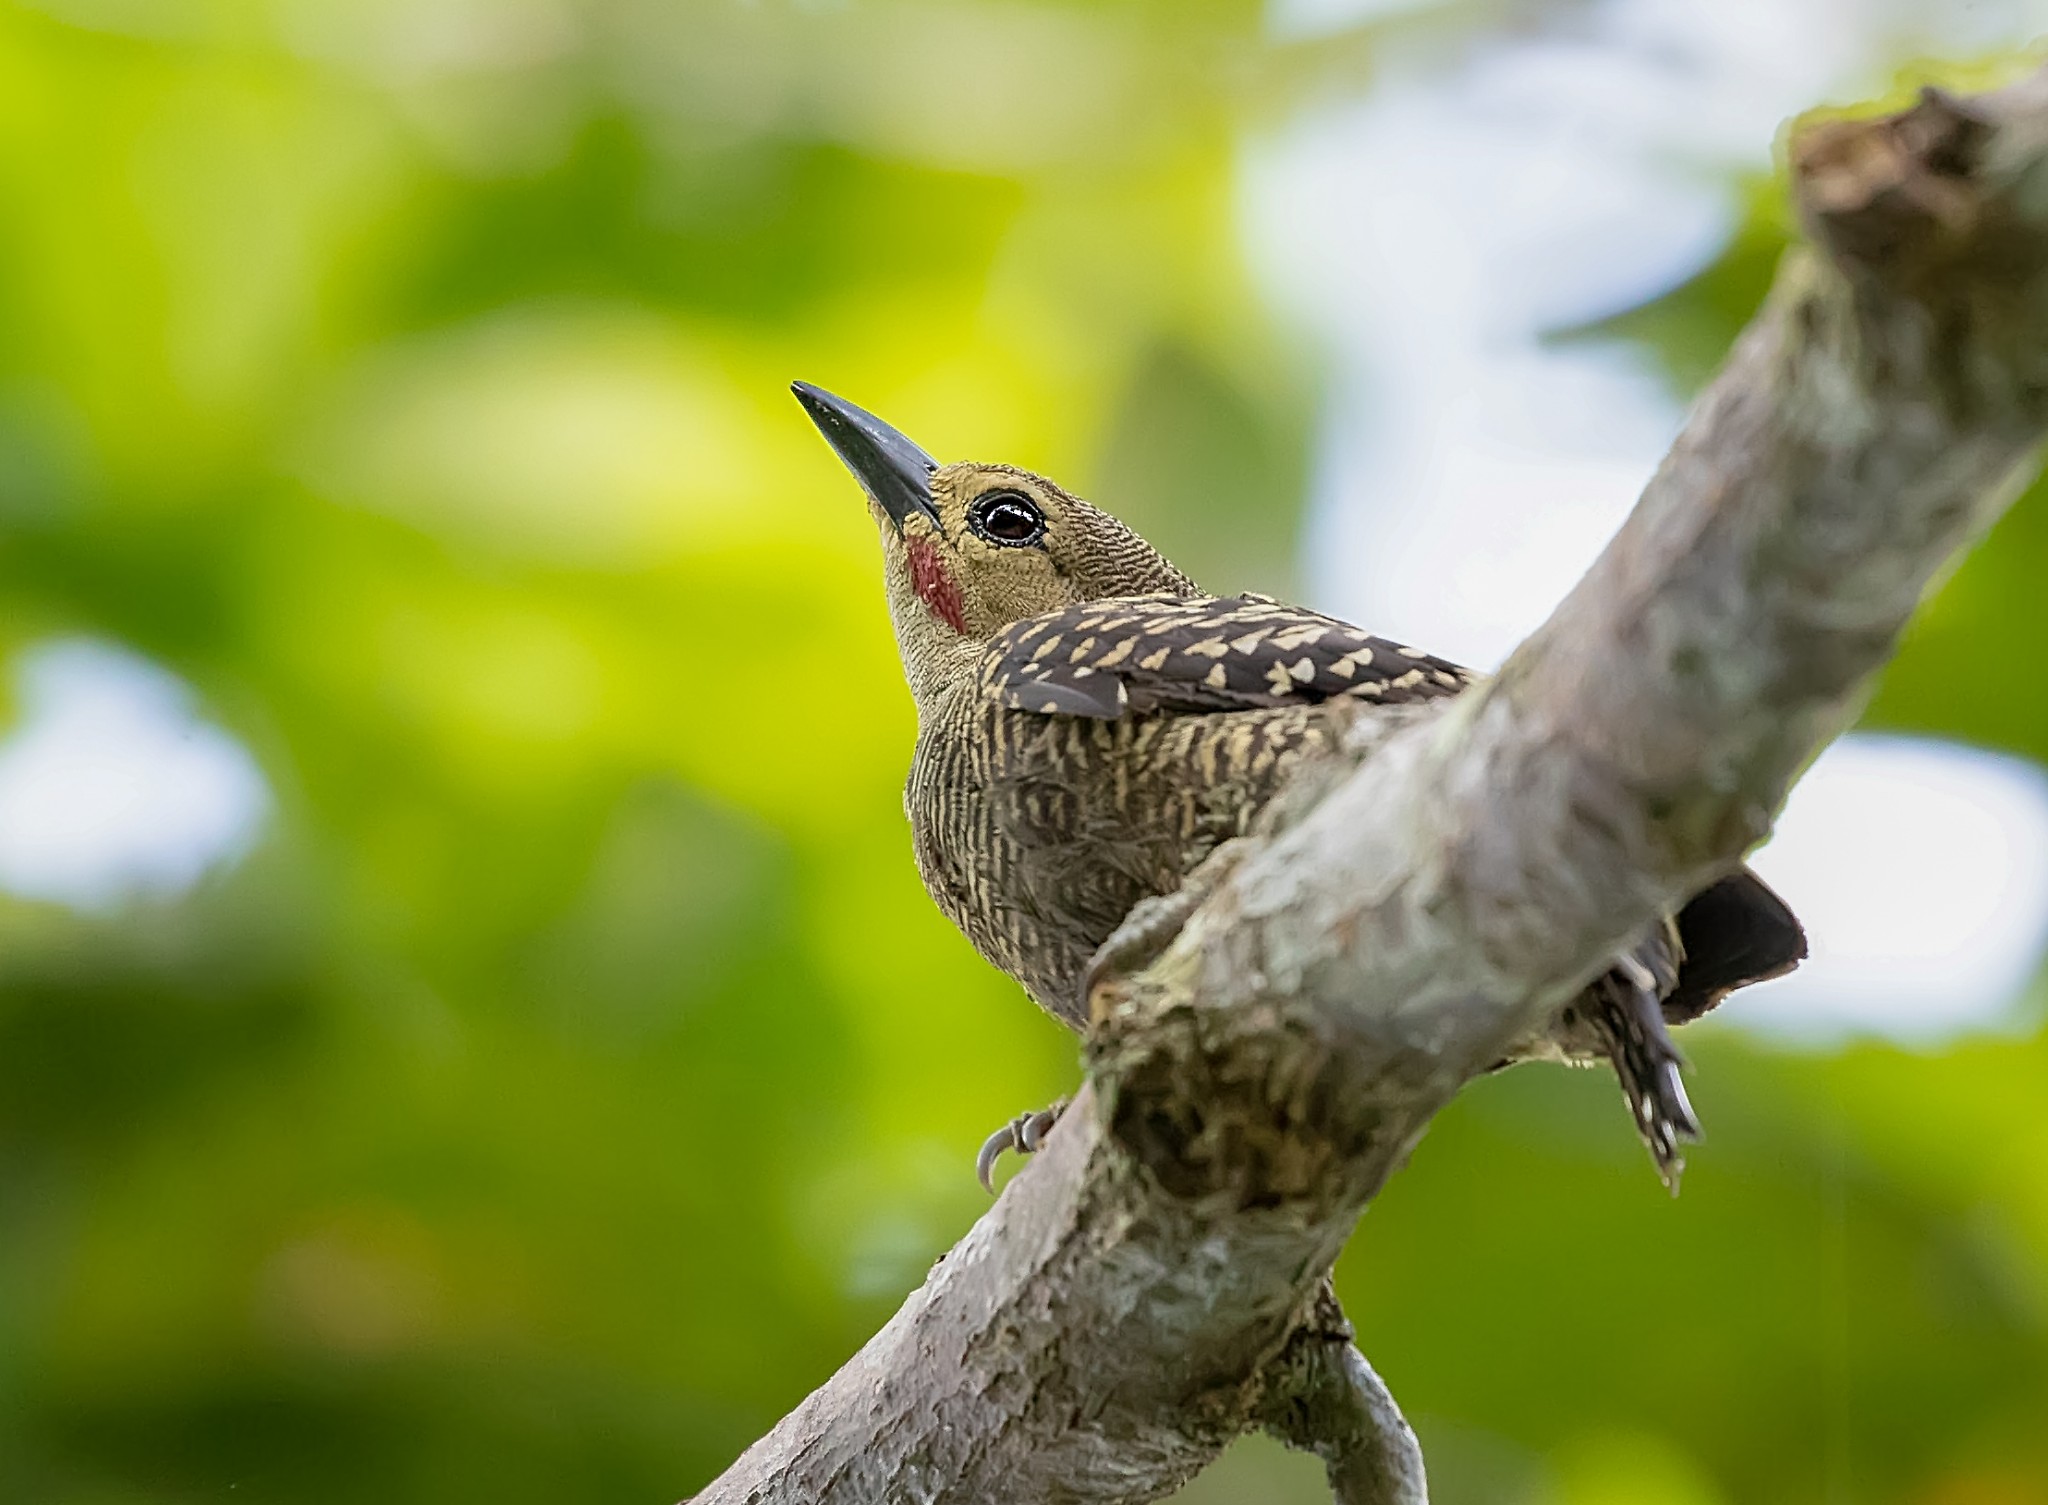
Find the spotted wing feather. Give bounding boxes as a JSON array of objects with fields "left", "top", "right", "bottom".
[{"left": 983, "top": 593, "right": 1479, "bottom": 720}]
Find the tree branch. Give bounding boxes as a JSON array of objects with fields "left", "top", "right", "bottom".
[
  {"left": 1254, "top": 1281, "right": 1427, "bottom": 1505},
  {"left": 693, "top": 76, "right": 2048, "bottom": 1505}
]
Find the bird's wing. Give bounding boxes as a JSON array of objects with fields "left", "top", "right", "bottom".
[{"left": 982, "top": 593, "right": 1479, "bottom": 719}]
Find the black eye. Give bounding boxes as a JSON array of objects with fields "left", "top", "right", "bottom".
[{"left": 969, "top": 490, "right": 1046, "bottom": 547}]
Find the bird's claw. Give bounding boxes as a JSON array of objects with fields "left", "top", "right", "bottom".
[{"left": 975, "top": 1099, "right": 1068, "bottom": 1193}]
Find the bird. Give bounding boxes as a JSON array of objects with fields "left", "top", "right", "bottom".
[{"left": 793, "top": 379, "right": 1806, "bottom": 1193}]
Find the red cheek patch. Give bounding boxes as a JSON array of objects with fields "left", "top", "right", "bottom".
[{"left": 907, "top": 535, "right": 967, "bottom": 633}]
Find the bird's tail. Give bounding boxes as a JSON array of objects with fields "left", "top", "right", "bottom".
[{"left": 1590, "top": 947, "right": 1700, "bottom": 1193}]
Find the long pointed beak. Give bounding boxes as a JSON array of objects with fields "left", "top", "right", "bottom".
[{"left": 792, "top": 381, "right": 941, "bottom": 531}]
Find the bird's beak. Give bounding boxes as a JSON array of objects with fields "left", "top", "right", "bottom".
[{"left": 791, "top": 381, "right": 941, "bottom": 531}]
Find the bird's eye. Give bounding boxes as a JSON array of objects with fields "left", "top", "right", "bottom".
[{"left": 969, "top": 491, "right": 1047, "bottom": 547}]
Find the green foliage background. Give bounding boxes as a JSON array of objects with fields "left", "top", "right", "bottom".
[{"left": 0, "top": 4, "right": 2042, "bottom": 1503}]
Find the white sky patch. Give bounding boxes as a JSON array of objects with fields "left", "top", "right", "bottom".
[
  {"left": 1727, "top": 737, "right": 2048, "bottom": 1045},
  {"left": 1247, "top": 0, "right": 2048, "bottom": 1043},
  {"left": 1266, "top": 0, "right": 1451, "bottom": 43},
  {"left": 0, "top": 639, "right": 271, "bottom": 910}
]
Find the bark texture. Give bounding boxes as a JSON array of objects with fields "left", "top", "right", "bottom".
[{"left": 695, "top": 75, "right": 2048, "bottom": 1505}]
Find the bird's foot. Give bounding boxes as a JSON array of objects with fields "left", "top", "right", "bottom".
[
  {"left": 1078, "top": 837, "right": 1262, "bottom": 1023},
  {"left": 975, "top": 1098, "right": 1069, "bottom": 1194}
]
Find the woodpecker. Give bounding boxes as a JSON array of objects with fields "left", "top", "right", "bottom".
[{"left": 794, "top": 381, "right": 1805, "bottom": 1192}]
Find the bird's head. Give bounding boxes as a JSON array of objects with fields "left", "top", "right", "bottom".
[{"left": 794, "top": 382, "right": 1198, "bottom": 703}]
